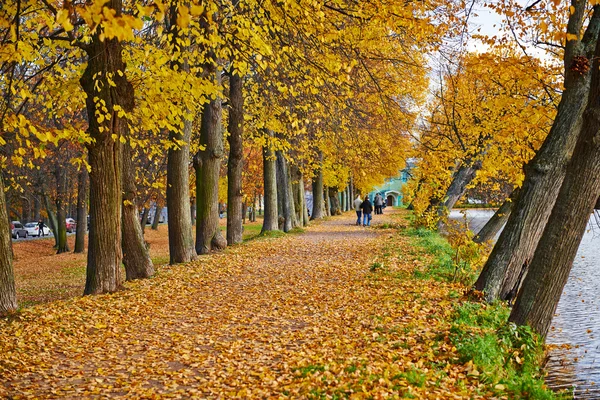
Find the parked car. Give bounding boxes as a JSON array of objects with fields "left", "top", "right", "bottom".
[
  {"left": 66, "top": 218, "right": 76, "bottom": 233},
  {"left": 10, "top": 221, "right": 28, "bottom": 239},
  {"left": 24, "top": 222, "right": 51, "bottom": 237}
]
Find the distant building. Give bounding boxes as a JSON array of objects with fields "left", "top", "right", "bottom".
[{"left": 368, "top": 160, "right": 414, "bottom": 206}]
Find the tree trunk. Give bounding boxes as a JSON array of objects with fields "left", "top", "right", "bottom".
[
  {"left": 34, "top": 196, "right": 41, "bottom": 221},
  {"left": 165, "top": 1, "right": 196, "bottom": 264},
  {"left": 55, "top": 166, "right": 70, "bottom": 253},
  {"left": 325, "top": 186, "right": 331, "bottom": 217},
  {"left": 473, "top": 188, "right": 519, "bottom": 244},
  {"left": 74, "top": 168, "right": 88, "bottom": 253},
  {"left": 140, "top": 207, "right": 149, "bottom": 233},
  {"left": 436, "top": 160, "right": 483, "bottom": 231},
  {"left": 191, "top": 200, "right": 196, "bottom": 225},
  {"left": 194, "top": 70, "right": 226, "bottom": 254},
  {"left": 310, "top": 156, "right": 324, "bottom": 220},
  {"left": 0, "top": 177, "right": 17, "bottom": 316},
  {"left": 261, "top": 134, "right": 279, "bottom": 232},
  {"left": 509, "top": 40, "right": 600, "bottom": 336},
  {"left": 329, "top": 187, "right": 341, "bottom": 215},
  {"left": 475, "top": 5, "right": 600, "bottom": 302},
  {"left": 226, "top": 71, "right": 244, "bottom": 245},
  {"left": 276, "top": 151, "right": 293, "bottom": 232},
  {"left": 151, "top": 203, "right": 162, "bottom": 230},
  {"left": 80, "top": 1, "right": 132, "bottom": 294},
  {"left": 43, "top": 193, "right": 58, "bottom": 248},
  {"left": 287, "top": 163, "right": 299, "bottom": 228},
  {"left": 121, "top": 142, "right": 154, "bottom": 281},
  {"left": 349, "top": 176, "right": 355, "bottom": 209}
]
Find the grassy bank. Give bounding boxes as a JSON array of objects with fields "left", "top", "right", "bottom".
[{"left": 385, "top": 213, "right": 561, "bottom": 399}]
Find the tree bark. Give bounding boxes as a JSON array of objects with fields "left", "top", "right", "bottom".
[
  {"left": 473, "top": 188, "right": 519, "bottom": 244},
  {"left": 509, "top": 39, "right": 600, "bottom": 336},
  {"left": 151, "top": 203, "right": 162, "bottom": 230},
  {"left": 287, "top": 162, "right": 299, "bottom": 228},
  {"left": 140, "top": 207, "right": 149, "bottom": 233},
  {"left": 276, "top": 150, "right": 293, "bottom": 232},
  {"left": 166, "top": 1, "right": 196, "bottom": 264},
  {"left": 261, "top": 133, "right": 279, "bottom": 232},
  {"left": 42, "top": 192, "right": 58, "bottom": 248},
  {"left": 194, "top": 70, "right": 226, "bottom": 254},
  {"left": 80, "top": 0, "right": 132, "bottom": 294},
  {"left": 34, "top": 196, "right": 41, "bottom": 221},
  {"left": 122, "top": 142, "right": 154, "bottom": 281},
  {"left": 325, "top": 186, "right": 331, "bottom": 217},
  {"left": 226, "top": 71, "right": 244, "bottom": 245},
  {"left": 55, "top": 166, "right": 70, "bottom": 253},
  {"left": 74, "top": 168, "right": 88, "bottom": 253},
  {"left": 0, "top": 176, "right": 17, "bottom": 315},
  {"left": 475, "top": 4, "right": 600, "bottom": 302},
  {"left": 329, "top": 187, "right": 341, "bottom": 215},
  {"left": 310, "top": 154, "right": 324, "bottom": 220}
]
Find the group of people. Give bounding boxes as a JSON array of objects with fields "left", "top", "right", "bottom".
[{"left": 353, "top": 193, "right": 385, "bottom": 226}]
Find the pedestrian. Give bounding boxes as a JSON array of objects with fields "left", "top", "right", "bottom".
[
  {"left": 374, "top": 193, "right": 382, "bottom": 214},
  {"left": 353, "top": 194, "right": 363, "bottom": 225},
  {"left": 360, "top": 196, "right": 373, "bottom": 226},
  {"left": 37, "top": 219, "right": 45, "bottom": 237}
]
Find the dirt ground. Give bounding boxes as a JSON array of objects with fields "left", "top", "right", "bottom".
[{"left": 11, "top": 218, "right": 262, "bottom": 307}]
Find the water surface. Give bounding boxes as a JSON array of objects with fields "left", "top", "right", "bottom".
[{"left": 449, "top": 209, "right": 600, "bottom": 398}]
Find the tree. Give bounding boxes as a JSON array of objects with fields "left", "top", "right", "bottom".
[
  {"left": 79, "top": 0, "right": 139, "bottom": 294},
  {"left": 74, "top": 168, "right": 88, "bottom": 254},
  {"left": 475, "top": 3, "right": 600, "bottom": 302},
  {"left": 509, "top": 33, "right": 600, "bottom": 336},
  {"left": 261, "top": 132, "right": 279, "bottom": 232},
  {"left": 121, "top": 141, "right": 154, "bottom": 280},
  {"left": 0, "top": 175, "right": 17, "bottom": 315},
  {"left": 226, "top": 71, "right": 244, "bottom": 244},
  {"left": 166, "top": 1, "right": 197, "bottom": 264}
]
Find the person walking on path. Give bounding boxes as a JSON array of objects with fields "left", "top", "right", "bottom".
[
  {"left": 374, "top": 194, "right": 383, "bottom": 214},
  {"left": 353, "top": 195, "right": 363, "bottom": 226},
  {"left": 360, "top": 197, "right": 373, "bottom": 226}
]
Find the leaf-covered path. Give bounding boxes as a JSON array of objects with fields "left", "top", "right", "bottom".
[{"left": 1, "top": 210, "right": 482, "bottom": 399}]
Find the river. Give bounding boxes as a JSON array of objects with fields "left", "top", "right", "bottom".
[{"left": 449, "top": 209, "right": 600, "bottom": 398}]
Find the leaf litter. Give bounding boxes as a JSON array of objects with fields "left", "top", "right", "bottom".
[{"left": 1, "top": 210, "right": 488, "bottom": 399}]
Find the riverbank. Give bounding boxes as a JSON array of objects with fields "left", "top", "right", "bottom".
[{"left": 1, "top": 209, "right": 560, "bottom": 398}]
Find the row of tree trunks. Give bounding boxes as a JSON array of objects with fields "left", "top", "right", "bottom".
[
  {"left": 475, "top": 4, "right": 600, "bottom": 302},
  {"left": 122, "top": 141, "right": 155, "bottom": 281},
  {"left": 509, "top": 35, "right": 600, "bottom": 336},
  {"left": 262, "top": 131, "right": 278, "bottom": 232},
  {"left": 80, "top": 0, "right": 132, "bottom": 295},
  {"left": 473, "top": 188, "right": 520, "bottom": 244},
  {"left": 0, "top": 176, "right": 17, "bottom": 315},
  {"left": 74, "top": 169, "right": 88, "bottom": 254},
  {"left": 166, "top": 1, "right": 196, "bottom": 264},
  {"left": 226, "top": 70, "right": 244, "bottom": 245}
]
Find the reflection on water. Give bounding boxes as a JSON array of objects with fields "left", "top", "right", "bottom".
[{"left": 450, "top": 209, "right": 600, "bottom": 398}]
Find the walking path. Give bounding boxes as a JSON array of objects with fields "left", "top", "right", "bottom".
[{"left": 1, "top": 210, "right": 482, "bottom": 399}]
